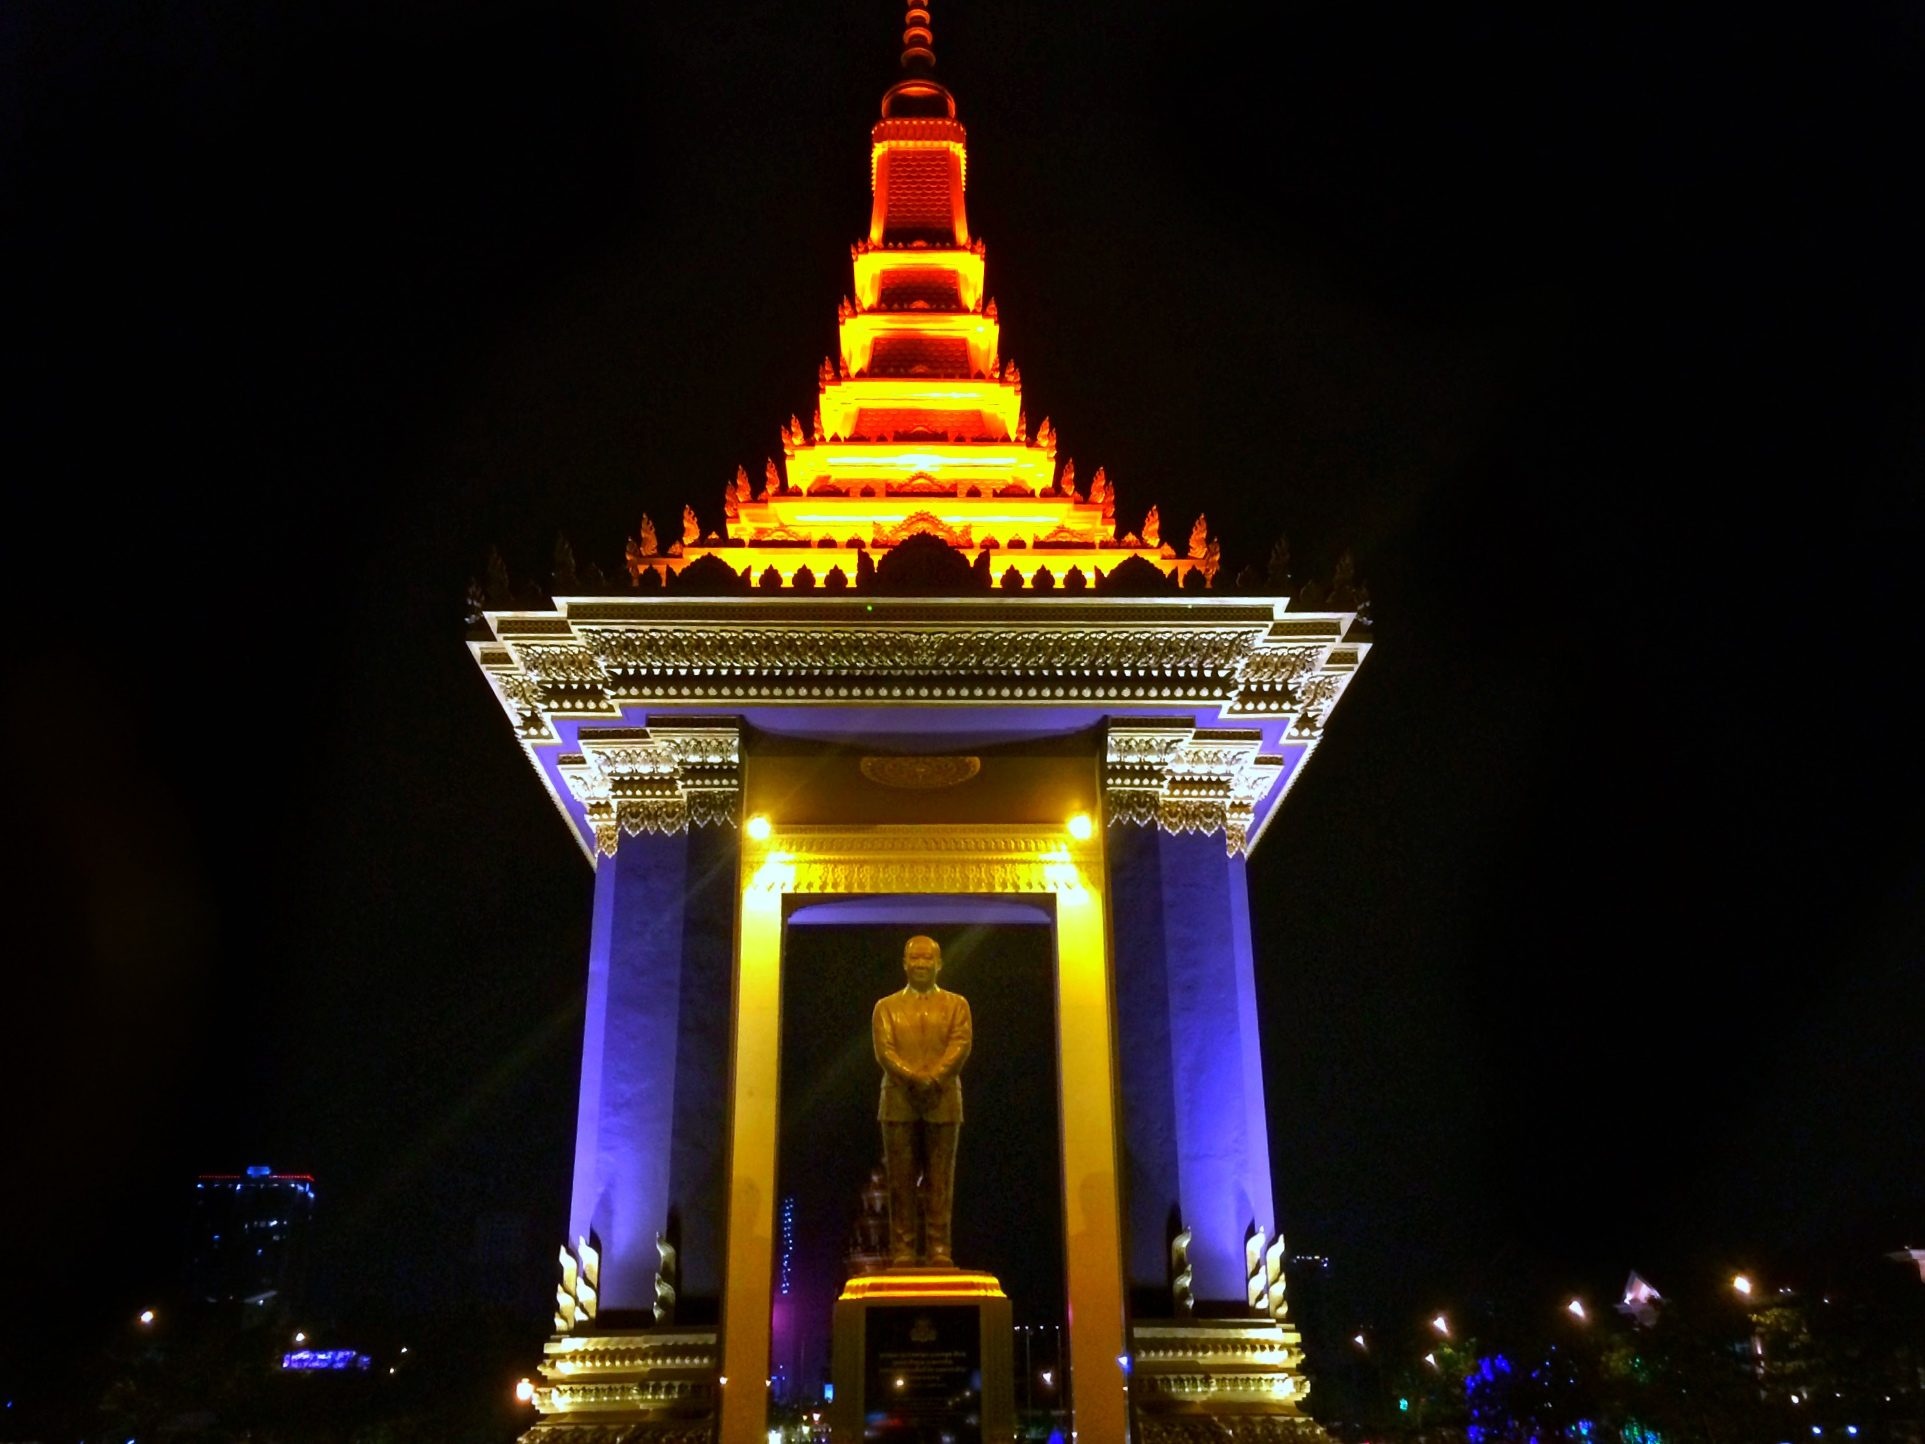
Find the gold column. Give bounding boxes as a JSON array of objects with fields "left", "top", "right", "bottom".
[
  {"left": 1050, "top": 826, "right": 1131, "bottom": 1444},
  {"left": 717, "top": 871, "right": 786, "bottom": 1441}
]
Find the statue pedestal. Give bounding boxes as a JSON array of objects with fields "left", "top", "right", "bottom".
[{"left": 828, "top": 1268, "right": 1015, "bottom": 1444}]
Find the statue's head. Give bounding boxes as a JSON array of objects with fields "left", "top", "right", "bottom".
[{"left": 902, "top": 934, "right": 942, "bottom": 991}]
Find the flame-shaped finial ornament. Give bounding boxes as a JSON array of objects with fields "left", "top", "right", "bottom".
[
  {"left": 1171, "top": 1226, "right": 1195, "bottom": 1318},
  {"left": 902, "top": 2, "right": 935, "bottom": 71},
  {"left": 654, "top": 1231, "right": 679, "bottom": 1326}
]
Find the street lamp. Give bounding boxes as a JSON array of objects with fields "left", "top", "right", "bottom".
[
  {"left": 1732, "top": 1274, "right": 1754, "bottom": 1297},
  {"left": 1566, "top": 1299, "right": 1587, "bottom": 1321},
  {"left": 1430, "top": 1313, "right": 1450, "bottom": 1337}
]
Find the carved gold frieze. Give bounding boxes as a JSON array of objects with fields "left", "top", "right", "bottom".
[
  {"left": 480, "top": 608, "right": 1359, "bottom": 721},
  {"left": 527, "top": 1328, "right": 719, "bottom": 1433},
  {"left": 1131, "top": 1317, "right": 1316, "bottom": 1429},
  {"left": 490, "top": 671, "right": 552, "bottom": 740},
  {"left": 587, "top": 624, "right": 1261, "bottom": 680},
  {"left": 557, "top": 721, "right": 743, "bottom": 856},
  {"left": 1106, "top": 720, "right": 1286, "bottom": 855},
  {"left": 746, "top": 825, "right": 1090, "bottom": 897},
  {"left": 1286, "top": 674, "right": 1345, "bottom": 736}
]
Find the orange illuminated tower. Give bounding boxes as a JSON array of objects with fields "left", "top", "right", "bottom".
[{"left": 623, "top": 14, "right": 1217, "bottom": 595}]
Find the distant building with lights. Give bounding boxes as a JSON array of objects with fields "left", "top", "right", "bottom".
[
  {"left": 769, "top": 1194, "right": 802, "bottom": 1404},
  {"left": 189, "top": 1166, "right": 315, "bottom": 1310}
]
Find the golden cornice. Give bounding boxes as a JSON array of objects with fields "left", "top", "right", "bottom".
[
  {"left": 475, "top": 600, "right": 1361, "bottom": 721},
  {"left": 471, "top": 600, "right": 1366, "bottom": 861}
]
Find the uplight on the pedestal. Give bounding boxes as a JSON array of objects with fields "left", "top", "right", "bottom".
[
  {"left": 1066, "top": 813, "right": 1094, "bottom": 840},
  {"left": 746, "top": 813, "right": 773, "bottom": 841}
]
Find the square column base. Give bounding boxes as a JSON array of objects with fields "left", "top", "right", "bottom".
[
  {"left": 1131, "top": 1318, "right": 1325, "bottom": 1443},
  {"left": 829, "top": 1269, "right": 1015, "bottom": 1444},
  {"left": 519, "top": 1328, "right": 718, "bottom": 1443}
]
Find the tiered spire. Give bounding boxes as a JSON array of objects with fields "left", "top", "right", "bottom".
[{"left": 626, "top": 3, "right": 1215, "bottom": 591}]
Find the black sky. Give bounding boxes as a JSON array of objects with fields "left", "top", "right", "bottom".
[{"left": 7, "top": 0, "right": 1923, "bottom": 1372}]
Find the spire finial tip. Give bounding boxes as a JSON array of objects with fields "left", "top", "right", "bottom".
[{"left": 901, "top": 1, "right": 935, "bottom": 72}]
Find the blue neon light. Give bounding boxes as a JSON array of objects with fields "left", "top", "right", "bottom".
[{"left": 281, "top": 1350, "right": 371, "bottom": 1371}]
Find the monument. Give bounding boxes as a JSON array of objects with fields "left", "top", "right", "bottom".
[
  {"left": 474, "top": 5, "right": 1371, "bottom": 1441},
  {"left": 826, "top": 934, "right": 1015, "bottom": 1441}
]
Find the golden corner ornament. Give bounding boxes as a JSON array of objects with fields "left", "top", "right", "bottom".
[{"left": 471, "top": 7, "right": 1368, "bottom": 1442}]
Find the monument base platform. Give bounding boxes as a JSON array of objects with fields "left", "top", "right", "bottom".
[
  {"left": 1130, "top": 1318, "right": 1328, "bottom": 1444},
  {"left": 829, "top": 1268, "right": 1015, "bottom": 1444},
  {"left": 517, "top": 1327, "right": 718, "bottom": 1444}
]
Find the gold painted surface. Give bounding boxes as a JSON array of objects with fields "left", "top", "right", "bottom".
[
  {"left": 1050, "top": 820, "right": 1131, "bottom": 1444},
  {"left": 838, "top": 1269, "right": 1006, "bottom": 1302},
  {"left": 716, "top": 885, "right": 783, "bottom": 1443},
  {"left": 717, "top": 806, "right": 1129, "bottom": 1444}
]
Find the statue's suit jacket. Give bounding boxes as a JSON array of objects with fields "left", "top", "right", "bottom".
[{"left": 873, "top": 986, "right": 972, "bottom": 1123}]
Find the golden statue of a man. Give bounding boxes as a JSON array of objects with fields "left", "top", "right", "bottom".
[{"left": 872, "top": 934, "right": 973, "bottom": 1266}]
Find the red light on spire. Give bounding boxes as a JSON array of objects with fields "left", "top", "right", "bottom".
[{"left": 902, "top": 3, "right": 935, "bottom": 71}]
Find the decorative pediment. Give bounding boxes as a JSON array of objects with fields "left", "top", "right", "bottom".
[
  {"left": 893, "top": 472, "right": 949, "bottom": 495},
  {"left": 872, "top": 511, "right": 972, "bottom": 548}
]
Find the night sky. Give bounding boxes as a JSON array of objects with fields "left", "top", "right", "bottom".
[{"left": 8, "top": 0, "right": 1923, "bottom": 1376}]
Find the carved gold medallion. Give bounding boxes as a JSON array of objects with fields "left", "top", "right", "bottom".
[{"left": 858, "top": 754, "right": 982, "bottom": 790}]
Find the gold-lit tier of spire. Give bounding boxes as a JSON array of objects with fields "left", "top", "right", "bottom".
[{"left": 624, "top": 35, "right": 1218, "bottom": 591}]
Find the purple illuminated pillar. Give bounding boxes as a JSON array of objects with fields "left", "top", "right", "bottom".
[
  {"left": 1110, "top": 827, "right": 1277, "bottom": 1308},
  {"left": 568, "top": 826, "right": 736, "bottom": 1317}
]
